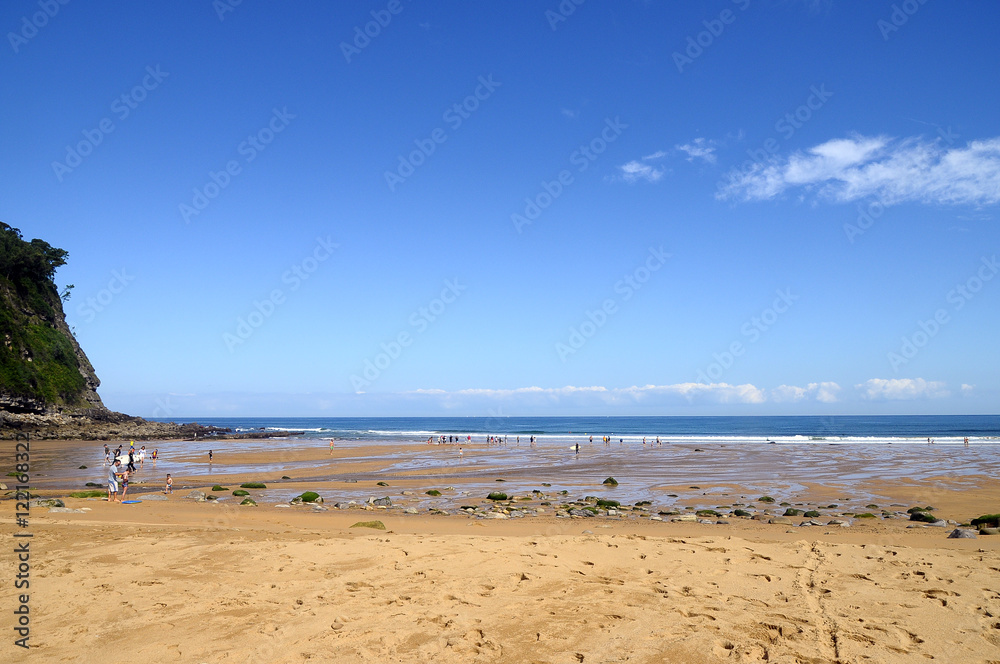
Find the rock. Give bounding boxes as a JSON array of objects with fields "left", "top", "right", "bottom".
[
  {"left": 400, "top": 491, "right": 415, "bottom": 496},
  {"left": 698, "top": 519, "right": 714, "bottom": 525},
  {"left": 948, "top": 529, "right": 977, "bottom": 539},
  {"left": 48, "top": 506, "right": 84, "bottom": 513},
  {"left": 275, "top": 504, "right": 290, "bottom": 508},
  {"left": 671, "top": 514, "right": 697, "bottom": 522},
  {"left": 0, "top": 483, "right": 7, "bottom": 490},
  {"left": 606, "top": 509, "right": 618, "bottom": 516},
  {"left": 769, "top": 516, "right": 794, "bottom": 525},
  {"left": 483, "top": 512, "right": 508, "bottom": 519},
  {"left": 650, "top": 516, "right": 663, "bottom": 521},
  {"left": 371, "top": 497, "right": 392, "bottom": 507},
  {"left": 927, "top": 519, "right": 948, "bottom": 527},
  {"left": 350, "top": 520, "right": 386, "bottom": 530},
  {"left": 334, "top": 502, "right": 350, "bottom": 510},
  {"left": 185, "top": 490, "right": 207, "bottom": 502},
  {"left": 404, "top": 508, "right": 419, "bottom": 514},
  {"left": 138, "top": 493, "right": 168, "bottom": 501},
  {"left": 29, "top": 498, "right": 65, "bottom": 508},
  {"left": 240, "top": 498, "right": 257, "bottom": 506},
  {"left": 979, "top": 527, "right": 1000, "bottom": 535},
  {"left": 716, "top": 520, "right": 730, "bottom": 525}
]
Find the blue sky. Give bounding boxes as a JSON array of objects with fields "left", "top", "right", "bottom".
[{"left": 2, "top": 1, "right": 998, "bottom": 417}]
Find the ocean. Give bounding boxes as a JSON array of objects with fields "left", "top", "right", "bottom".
[{"left": 149, "top": 414, "right": 1000, "bottom": 445}]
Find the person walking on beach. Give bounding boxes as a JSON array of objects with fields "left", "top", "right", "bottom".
[
  {"left": 208, "top": 450, "right": 213, "bottom": 462},
  {"left": 107, "top": 460, "right": 122, "bottom": 503},
  {"left": 165, "top": 474, "right": 172, "bottom": 494},
  {"left": 329, "top": 439, "right": 335, "bottom": 455},
  {"left": 138, "top": 446, "right": 146, "bottom": 469},
  {"left": 127, "top": 449, "right": 136, "bottom": 473},
  {"left": 104, "top": 444, "right": 110, "bottom": 464},
  {"left": 965, "top": 437, "right": 970, "bottom": 447},
  {"left": 151, "top": 448, "right": 158, "bottom": 461}
]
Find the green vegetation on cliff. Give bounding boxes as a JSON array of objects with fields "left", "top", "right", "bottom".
[{"left": 0, "top": 223, "right": 92, "bottom": 410}]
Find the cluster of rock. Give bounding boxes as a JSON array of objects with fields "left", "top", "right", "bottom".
[{"left": 0, "top": 409, "right": 230, "bottom": 441}]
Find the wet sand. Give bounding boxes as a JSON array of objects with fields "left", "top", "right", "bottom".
[{"left": 4, "top": 438, "right": 1000, "bottom": 662}]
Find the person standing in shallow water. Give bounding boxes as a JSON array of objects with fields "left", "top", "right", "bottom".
[{"left": 208, "top": 450, "right": 213, "bottom": 462}]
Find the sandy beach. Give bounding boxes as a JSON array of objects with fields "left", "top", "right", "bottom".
[{"left": 4, "top": 437, "right": 1000, "bottom": 663}]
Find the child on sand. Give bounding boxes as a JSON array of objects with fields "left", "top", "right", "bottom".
[
  {"left": 165, "top": 474, "right": 172, "bottom": 494},
  {"left": 120, "top": 469, "right": 130, "bottom": 501}
]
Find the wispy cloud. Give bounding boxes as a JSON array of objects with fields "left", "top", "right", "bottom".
[
  {"left": 560, "top": 107, "right": 577, "bottom": 119},
  {"left": 618, "top": 160, "right": 665, "bottom": 183},
  {"left": 718, "top": 134, "right": 1000, "bottom": 206},
  {"left": 675, "top": 137, "right": 718, "bottom": 164},
  {"left": 408, "top": 382, "right": 842, "bottom": 406},
  {"left": 855, "top": 378, "right": 949, "bottom": 401}
]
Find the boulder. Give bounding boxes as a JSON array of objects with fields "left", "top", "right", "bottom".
[
  {"left": 371, "top": 497, "right": 392, "bottom": 507},
  {"left": 185, "top": 490, "right": 207, "bottom": 502},
  {"left": 769, "top": 516, "right": 794, "bottom": 525},
  {"left": 29, "top": 498, "right": 65, "bottom": 508},
  {"left": 979, "top": 527, "right": 1000, "bottom": 535},
  {"left": 948, "top": 529, "right": 977, "bottom": 539}
]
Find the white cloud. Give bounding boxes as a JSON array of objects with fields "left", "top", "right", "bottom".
[
  {"left": 643, "top": 150, "right": 668, "bottom": 160},
  {"left": 855, "top": 378, "right": 949, "bottom": 401},
  {"left": 771, "top": 382, "right": 841, "bottom": 403},
  {"left": 718, "top": 134, "right": 1000, "bottom": 206},
  {"left": 560, "top": 108, "right": 577, "bottom": 119},
  {"left": 618, "top": 160, "right": 665, "bottom": 183},
  {"left": 961, "top": 383, "right": 975, "bottom": 395},
  {"left": 675, "top": 137, "right": 718, "bottom": 164},
  {"left": 407, "top": 382, "right": 810, "bottom": 406}
]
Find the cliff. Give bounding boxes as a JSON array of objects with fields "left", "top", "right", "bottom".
[{"left": 0, "top": 223, "right": 224, "bottom": 440}]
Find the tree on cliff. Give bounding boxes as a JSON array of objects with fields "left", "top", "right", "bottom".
[{"left": 0, "top": 223, "right": 98, "bottom": 412}]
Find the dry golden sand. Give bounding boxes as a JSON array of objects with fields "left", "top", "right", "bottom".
[{"left": 4, "top": 439, "right": 1000, "bottom": 662}]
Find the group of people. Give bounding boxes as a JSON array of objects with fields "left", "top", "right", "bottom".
[{"left": 104, "top": 440, "right": 160, "bottom": 503}]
